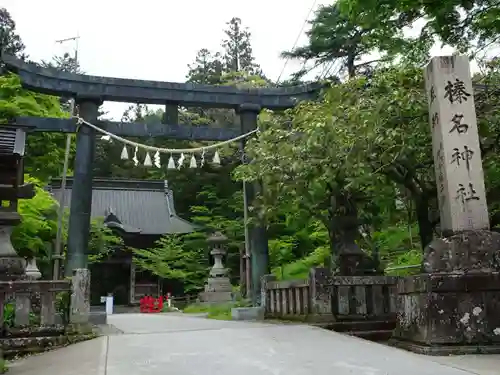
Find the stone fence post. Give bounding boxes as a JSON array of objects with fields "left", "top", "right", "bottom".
[
  {"left": 260, "top": 274, "right": 276, "bottom": 312},
  {"left": 70, "top": 268, "right": 90, "bottom": 325},
  {"left": 309, "top": 267, "right": 334, "bottom": 321}
]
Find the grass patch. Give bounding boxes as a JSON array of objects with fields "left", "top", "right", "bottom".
[
  {"left": 183, "top": 299, "right": 251, "bottom": 320},
  {"left": 0, "top": 358, "right": 7, "bottom": 373},
  {"left": 272, "top": 246, "right": 330, "bottom": 280}
]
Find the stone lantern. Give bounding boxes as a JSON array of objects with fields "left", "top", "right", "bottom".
[
  {"left": 0, "top": 213, "right": 26, "bottom": 281},
  {"left": 0, "top": 126, "right": 36, "bottom": 281},
  {"left": 199, "top": 232, "right": 233, "bottom": 303},
  {"left": 25, "top": 257, "right": 42, "bottom": 280}
]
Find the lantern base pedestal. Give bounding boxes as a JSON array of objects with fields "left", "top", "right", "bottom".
[
  {"left": 0, "top": 218, "right": 25, "bottom": 281},
  {"left": 199, "top": 291, "right": 233, "bottom": 304},
  {"left": 199, "top": 276, "right": 233, "bottom": 303}
]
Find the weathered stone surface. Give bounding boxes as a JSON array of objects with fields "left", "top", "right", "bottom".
[
  {"left": 70, "top": 268, "right": 91, "bottom": 324},
  {"left": 0, "top": 331, "right": 96, "bottom": 357},
  {"left": 198, "top": 291, "right": 233, "bottom": 303},
  {"left": 15, "top": 116, "right": 242, "bottom": 140},
  {"left": 89, "top": 311, "right": 107, "bottom": 325},
  {"left": 2, "top": 54, "right": 323, "bottom": 109},
  {"left": 260, "top": 274, "right": 276, "bottom": 312},
  {"left": 309, "top": 268, "right": 333, "bottom": 317},
  {"left": 8, "top": 314, "right": 500, "bottom": 374},
  {"left": 104, "top": 314, "right": 497, "bottom": 374},
  {"left": 391, "top": 55, "right": 500, "bottom": 356},
  {"left": 425, "top": 55, "right": 489, "bottom": 234},
  {"left": 422, "top": 230, "right": 500, "bottom": 273},
  {"left": 231, "top": 307, "right": 265, "bottom": 321},
  {"left": 391, "top": 272, "right": 500, "bottom": 355},
  {"left": 3, "top": 325, "right": 66, "bottom": 338},
  {"left": 199, "top": 232, "right": 233, "bottom": 303},
  {"left": 0, "top": 224, "right": 25, "bottom": 281}
]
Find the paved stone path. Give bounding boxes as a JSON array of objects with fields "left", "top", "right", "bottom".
[{"left": 8, "top": 313, "right": 500, "bottom": 375}]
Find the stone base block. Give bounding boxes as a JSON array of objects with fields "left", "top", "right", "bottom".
[
  {"left": 205, "top": 277, "right": 232, "bottom": 292},
  {"left": 392, "top": 272, "right": 500, "bottom": 355},
  {"left": 89, "top": 311, "right": 107, "bottom": 325},
  {"left": 231, "top": 307, "right": 265, "bottom": 321},
  {"left": 388, "top": 338, "right": 500, "bottom": 356},
  {"left": 199, "top": 291, "right": 232, "bottom": 303}
]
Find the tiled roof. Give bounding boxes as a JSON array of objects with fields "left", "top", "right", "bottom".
[{"left": 48, "top": 178, "right": 196, "bottom": 235}]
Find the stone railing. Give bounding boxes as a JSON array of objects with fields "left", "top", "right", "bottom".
[
  {"left": 0, "top": 269, "right": 93, "bottom": 357},
  {"left": 262, "top": 277, "right": 311, "bottom": 319},
  {"left": 327, "top": 275, "right": 398, "bottom": 320},
  {"left": 262, "top": 268, "right": 399, "bottom": 325}
]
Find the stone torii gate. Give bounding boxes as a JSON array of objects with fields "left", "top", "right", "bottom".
[{"left": 1, "top": 54, "right": 322, "bottom": 304}]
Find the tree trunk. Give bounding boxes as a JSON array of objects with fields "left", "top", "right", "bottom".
[
  {"left": 415, "top": 195, "right": 434, "bottom": 249},
  {"left": 347, "top": 52, "right": 356, "bottom": 78},
  {"left": 326, "top": 193, "right": 362, "bottom": 271}
]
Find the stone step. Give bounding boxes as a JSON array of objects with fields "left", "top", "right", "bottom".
[
  {"left": 344, "top": 329, "right": 394, "bottom": 342},
  {"left": 316, "top": 319, "right": 396, "bottom": 333},
  {"left": 0, "top": 333, "right": 95, "bottom": 358}
]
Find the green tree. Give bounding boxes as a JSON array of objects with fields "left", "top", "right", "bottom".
[
  {"left": 0, "top": 74, "right": 71, "bottom": 181},
  {"left": 282, "top": 4, "right": 426, "bottom": 80},
  {"left": 12, "top": 176, "right": 57, "bottom": 260},
  {"left": 338, "top": 0, "right": 500, "bottom": 53},
  {"left": 10, "top": 175, "right": 123, "bottom": 278},
  {"left": 186, "top": 48, "right": 223, "bottom": 85},
  {"left": 222, "top": 17, "right": 262, "bottom": 75},
  {"left": 238, "top": 58, "right": 500, "bottom": 260},
  {"left": 41, "top": 52, "right": 81, "bottom": 74},
  {"left": 0, "top": 8, "right": 25, "bottom": 59},
  {"left": 133, "top": 235, "right": 208, "bottom": 293}
]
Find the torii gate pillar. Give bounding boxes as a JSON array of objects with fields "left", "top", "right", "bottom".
[
  {"left": 239, "top": 103, "right": 269, "bottom": 306},
  {"left": 65, "top": 99, "right": 100, "bottom": 276}
]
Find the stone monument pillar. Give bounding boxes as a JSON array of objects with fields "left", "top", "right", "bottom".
[
  {"left": 390, "top": 55, "right": 500, "bottom": 355},
  {"left": 199, "top": 232, "right": 233, "bottom": 303}
]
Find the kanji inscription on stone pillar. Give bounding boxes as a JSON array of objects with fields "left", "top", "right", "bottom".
[{"left": 425, "top": 55, "right": 489, "bottom": 234}]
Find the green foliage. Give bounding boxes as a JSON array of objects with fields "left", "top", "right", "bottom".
[
  {"left": 133, "top": 235, "right": 208, "bottom": 291},
  {"left": 183, "top": 299, "right": 251, "bottom": 320},
  {"left": 0, "top": 74, "right": 73, "bottom": 181},
  {"left": 337, "top": 0, "right": 500, "bottom": 53},
  {"left": 186, "top": 16, "right": 266, "bottom": 88},
  {"left": 221, "top": 17, "right": 262, "bottom": 75},
  {"left": 2, "top": 301, "right": 38, "bottom": 327},
  {"left": 0, "top": 7, "right": 26, "bottom": 58},
  {"left": 12, "top": 176, "right": 57, "bottom": 259},
  {"left": 41, "top": 52, "right": 82, "bottom": 74},
  {"left": 282, "top": 3, "right": 421, "bottom": 80},
  {"left": 6, "top": 9, "right": 500, "bottom": 303},
  {"left": 9, "top": 173, "right": 123, "bottom": 278},
  {"left": 87, "top": 218, "right": 123, "bottom": 263},
  {"left": 186, "top": 48, "right": 223, "bottom": 85},
  {"left": 273, "top": 246, "right": 331, "bottom": 280},
  {"left": 55, "top": 287, "right": 71, "bottom": 324},
  {"left": 385, "top": 250, "right": 422, "bottom": 276}
]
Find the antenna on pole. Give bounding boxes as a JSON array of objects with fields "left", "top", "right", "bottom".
[
  {"left": 53, "top": 32, "right": 80, "bottom": 281},
  {"left": 55, "top": 34, "right": 80, "bottom": 65}
]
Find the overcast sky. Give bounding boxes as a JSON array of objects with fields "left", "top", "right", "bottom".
[{"left": 3, "top": 0, "right": 454, "bottom": 120}]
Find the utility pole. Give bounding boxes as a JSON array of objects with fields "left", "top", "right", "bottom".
[{"left": 53, "top": 34, "right": 80, "bottom": 280}]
